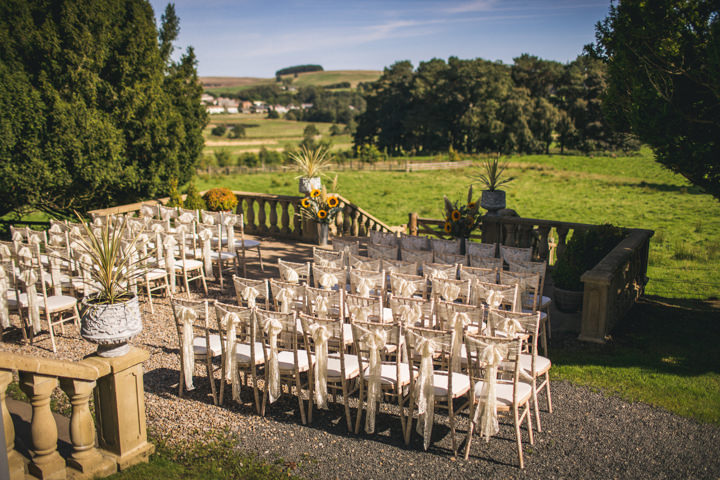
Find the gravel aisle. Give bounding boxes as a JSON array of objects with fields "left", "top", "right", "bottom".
[{"left": 3, "top": 288, "right": 718, "bottom": 480}]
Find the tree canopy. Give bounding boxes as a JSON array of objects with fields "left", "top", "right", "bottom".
[
  {"left": 354, "top": 55, "right": 633, "bottom": 156},
  {"left": 0, "top": 0, "right": 207, "bottom": 218},
  {"left": 591, "top": 0, "right": 720, "bottom": 200}
]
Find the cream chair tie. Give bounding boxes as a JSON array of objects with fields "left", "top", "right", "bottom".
[
  {"left": 151, "top": 224, "right": 165, "bottom": 259},
  {"left": 49, "top": 224, "right": 63, "bottom": 234},
  {"left": 241, "top": 286, "right": 259, "bottom": 308},
  {"left": 201, "top": 212, "right": 215, "bottom": 225},
  {"left": 358, "top": 326, "right": 387, "bottom": 434},
  {"left": 222, "top": 216, "right": 237, "bottom": 256},
  {"left": 11, "top": 231, "right": 23, "bottom": 243},
  {"left": 356, "top": 276, "right": 374, "bottom": 298},
  {"left": 500, "top": 316, "right": 524, "bottom": 338},
  {"left": 439, "top": 282, "right": 461, "bottom": 302},
  {"left": 449, "top": 312, "right": 471, "bottom": 372},
  {"left": 428, "top": 268, "right": 448, "bottom": 280},
  {"left": 49, "top": 234, "right": 64, "bottom": 246},
  {"left": 220, "top": 312, "right": 241, "bottom": 400},
  {"left": 160, "top": 207, "right": 175, "bottom": 222},
  {"left": 473, "top": 342, "right": 509, "bottom": 442},
  {"left": 415, "top": 336, "right": 438, "bottom": 450},
  {"left": 163, "top": 235, "right": 177, "bottom": 292},
  {"left": 19, "top": 269, "right": 41, "bottom": 335},
  {"left": 177, "top": 306, "right": 197, "bottom": 390},
  {"left": 198, "top": 228, "right": 214, "bottom": 280},
  {"left": 275, "top": 287, "right": 294, "bottom": 314},
  {"left": 486, "top": 289, "right": 504, "bottom": 308},
  {"left": 319, "top": 272, "right": 336, "bottom": 290},
  {"left": 392, "top": 277, "right": 417, "bottom": 298},
  {"left": 0, "top": 244, "right": 11, "bottom": 262},
  {"left": 349, "top": 305, "right": 371, "bottom": 323},
  {"left": 140, "top": 205, "right": 154, "bottom": 219},
  {"left": 279, "top": 264, "right": 299, "bottom": 283},
  {"left": 398, "top": 304, "right": 422, "bottom": 327},
  {"left": 262, "top": 316, "right": 284, "bottom": 403},
  {"left": 178, "top": 212, "right": 195, "bottom": 224},
  {"left": 314, "top": 294, "right": 330, "bottom": 317},
  {"left": 308, "top": 323, "right": 332, "bottom": 409},
  {"left": 0, "top": 265, "right": 9, "bottom": 329}
]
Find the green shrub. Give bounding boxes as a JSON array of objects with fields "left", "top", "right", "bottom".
[
  {"left": 552, "top": 224, "right": 626, "bottom": 291},
  {"left": 166, "top": 178, "right": 183, "bottom": 208},
  {"left": 184, "top": 180, "right": 206, "bottom": 211},
  {"left": 211, "top": 125, "right": 227, "bottom": 137},
  {"left": 202, "top": 187, "right": 238, "bottom": 212},
  {"left": 215, "top": 149, "right": 234, "bottom": 167}
]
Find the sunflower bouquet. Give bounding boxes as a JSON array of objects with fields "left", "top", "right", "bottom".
[
  {"left": 443, "top": 185, "right": 481, "bottom": 238},
  {"left": 299, "top": 186, "right": 342, "bottom": 224}
]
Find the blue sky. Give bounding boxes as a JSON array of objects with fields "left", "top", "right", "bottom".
[{"left": 147, "top": 0, "right": 612, "bottom": 78}]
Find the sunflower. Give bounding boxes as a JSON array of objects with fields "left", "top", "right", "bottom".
[
  {"left": 468, "top": 202, "right": 476, "bottom": 209},
  {"left": 451, "top": 209, "right": 461, "bottom": 221},
  {"left": 444, "top": 222, "right": 452, "bottom": 233},
  {"left": 301, "top": 197, "right": 311, "bottom": 208},
  {"left": 327, "top": 196, "right": 339, "bottom": 208},
  {"left": 317, "top": 209, "right": 328, "bottom": 219},
  {"left": 310, "top": 189, "right": 321, "bottom": 198}
]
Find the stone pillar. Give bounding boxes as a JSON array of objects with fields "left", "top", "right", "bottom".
[
  {"left": 58, "top": 378, "right": 116, "bottom": 477},
  {"left": 0, "top": 371, "right": 25, "bottom": 480},
  {"left": 18, "top": 372, "right": 66, "bottom": 480},
  {"left": 578, "top": 271, "right": 611, "bottom": 344},
  {"left": 84, "top": 348, "right": 154, "bottom": 471}
]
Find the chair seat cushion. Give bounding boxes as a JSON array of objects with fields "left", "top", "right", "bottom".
[
  {"left": 278, "top": 350, "right": 313, "bottom": 372},
  {"left": 431, "top": 371, "right": 471, "bottom": 398},
  {"left": 521, "top": 309, "right": 548, "bottom": 321},
  {"left": 6, "top": 291, "right": 26, "bottom": 309},
  {"left": 146, "top": 269, "right": 167, "bottom": 281},
  {"left": 235, "top": 239, "right": 261, "bottom": 249},
  {"left": 193, "top": 333, "right": 222, "bottom": 357},
  {"left": 518, "top": 353, "right": 551, "bottom": 376},
  {"left": 363, "top": 363, "right": 415, "bottom": 386},
  {"left": 540, "top": 295, "right": 551, "bottom": 308},
  {"left": 235, "top": 341, "right": 265, "bottom": 365},
  {"left": 327, "top": 354, "right": 360, "bottom": 380},
  {"left": 473, "top": 380, "right": 532, "bottom": 407},
  {"left": 209, "top": 251, "right": 235, "bottom": 260},
  {"left": 175, "top": 259, "right": 203, "bottom": 270},
  {"left": 42, "top": 295, "right": 77, "bottom": 312},
  {"left": 382, "top": 307, "right": 394, "bottom": 323}
]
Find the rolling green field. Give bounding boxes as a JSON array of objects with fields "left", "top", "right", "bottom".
[
  {"left": 204, "top": 114, "right": 352, "bottom": 155},
  {"left": 201, "top": 70, "right": 382, "bottom": 96}
]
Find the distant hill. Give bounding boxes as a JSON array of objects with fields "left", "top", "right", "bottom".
[{"left": 201, "top": 70, "right": 381, "bottom": 96}]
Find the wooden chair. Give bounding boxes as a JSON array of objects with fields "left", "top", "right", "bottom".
[
  {"left": 256, "top": 308, "right": 313, "bottom": 424},
  {"left": 313, "top": 247, "right": 344, "bottom": 268},
  {"left": 508, "top": 259, "right": 552, "bottom": 348},
  {"left": 349, "top": 269, "right": 385, "bottom": 298},
  {"left": 269, "top": 279, "right": 305, "bottom": 313},
  {"left": 388, "top": 295, "right": 434, "bottom": 328},
  {"left": 388, "top": 272, "right": 428, "bottom": 300},
  {"left": 422, "top": 262, "right": 458, "bottom": 281},
  {"left": 463, "top": 334, "right": 534, "bottom": 468},
  {"left": 214, "top": 301, "right": 264, "bottom": 410},
  {"left": 278, "top": 258, "right": 310, "bottom": 284},
  {"left": 430, "top": 277, "right": 472, "bottom": 304},
  {"left": 226, "top": 213, "right": 264, "bottom": 277},
  {"left": 312, "top": 264, "right": 345, "bottom": 290},
  {"left": 299, "top": 313, "right": 360, "bottom": 430},
  {"left": 381, "top": 258, "right": 418, "bottom": 276},
  {"left": 430, "top": 237, "right": 462, "bottom": 255},
  {"left": 346, "top": 293, "right": 385, "bottom": 324},
  {"left": 369, "top": 230, "right": 398, "bottom": 247},
  {"left": 332, "top": 238, "right": 360, "bottom": 258},
  {"left": 434, "top": 251, "right": 468, "bottom": 266},
  {"left": 170, "top": 297, "right": 221, "bottom": 404},
  {"left": 367, "top": 243, "right": 398, "bottom": 261},
  {"left": 401, "top": 248, "right": 434, "bottom": 265},
  {"left": 459, "top": 265, "right": 498, "bottom": 284},
  {"left": 403, "top": 326, "right": 471, "bottom": 454},
  {"left": 348, "top": 253, "right": 382, "bottom": 272},
  {"left": 468, "top": 255, "right": 503, "bottom": 270},
  {"left": 466, "top": 241, "right": 497, "bottom": 258},
  {"left": 472, "top": 280, "right": 519, "bottom": 311},
  {"left": 500, "top": 245, "right": 532, "bottom": 264},
  {"left": 232, "top": 275, "right": 269, "bottom": 309},
  {"left": 165, "top": 232, "right": 208, "bottom": 297},
  {"left": 399, "top": 234, "right": 430, "bottom": 251}
]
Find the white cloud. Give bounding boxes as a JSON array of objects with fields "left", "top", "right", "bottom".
[{"left": 445, "top": 0, "right": 496, "bottom": 14}]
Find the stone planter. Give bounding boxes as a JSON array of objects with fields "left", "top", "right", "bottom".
[
  {"left": 553, "top": 287, "right": 584, "bottom": 313},
  {"left": 81, "top": 295, "right": 142, "bottom": 357},
  {"left": 480, "top": 190, "right": 506, "bottom": 215},
  {"left": 316, "top": 222, "right": 329, "bottom": 246},
  {"left": 298, "top": 176, "right": 321, "bottom": 194}
]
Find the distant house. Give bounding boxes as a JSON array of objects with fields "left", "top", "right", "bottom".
[
  {"left": 240, "top": 101, "right": 253, "bottom": 113},
  {"left": 226, "top": 107, "right": 239, "bottom": 114},
  {"left": 273, "top": 105, "right": 289, "bottom": 114},
  {"left": 201, "top": 93, "right": 215, "bottom": 105},
  {"left": 206, "top": 105, "right": 225, "bottom": 114},
  {"left": 217, "top": 97, "right": 239, "bottom": 109},
  {"left": 301, "top": 103, "right": 313, "bottom": 110}
]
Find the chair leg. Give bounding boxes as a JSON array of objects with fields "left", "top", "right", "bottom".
[
  {"left": 464, "top": 401, "right": 476, "bottom": 460},
  {"left": 526, "top": 403, "right": 534, "bottom": 445},
  {"left": 73, "top": 305, "right": 81, "bottom": 329},
  {"left": 252, "top": 365, "right": 261, "bottom": 414},
  {"left": 545, "top": 372, "right": 553, "bottom": 413},
  {"left": 340, "top": 378, "right": 353, "bottom": 432},
  {"left": 146, "top": 280, "right": 154, "bottom": 314},
  {"left": 295, "top": 372, "right": 307, "bottom": 425},
  {"left": 47, "top": 313, "right": 57, "bottom": 353},
  {"left": 532, "top": 378, "right": 542, "bottom": 432},
  {"left": 256, "top": 246, "right": 264, "bottom": 272},
  {"left": 200, "top": 271, "right": 208, "bottom": 296},
  {"left": 354, "top": 381, "right": 364, "bottom": 434},
  {"left": 514, "top": 406, "right": 524, "bottom": 469},
  {"left": 206, "top": 357, "right": 217, "bottom": 405}
]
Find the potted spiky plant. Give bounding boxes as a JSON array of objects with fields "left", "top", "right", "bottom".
[
  {"left": 74, "top": 214, "right": 148, "bottom": 357},
  {"left": 290, "top": 145, "right": 332, "bottom": 194},
  {"left": 475, "top": 154, "right": 514, "bottom": 215}
]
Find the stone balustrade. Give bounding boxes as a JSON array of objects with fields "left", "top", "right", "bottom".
[{"left": 0, "top": 348, "right": 154, "bottom": 479}]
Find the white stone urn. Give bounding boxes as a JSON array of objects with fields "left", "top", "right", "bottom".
[
  {"left": 81, "top": 295, "right": 142, "bottom": 357},
  {"left": 298, "top": 176, "right": 321, "bottom": 194},
  {"left": 480, "top": 190, "right": 506, "bottom": 215}
]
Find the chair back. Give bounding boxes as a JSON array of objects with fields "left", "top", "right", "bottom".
[
  {"left": 388, "top": 272, "right": 428, "bottom": 299},
  {"left": 500, "top": 245, "right": 532, "bottom": 264},
  {"left": 381, "top": 258, "right": 418, "bottom": 275},
  {"left": 458, "top": 265, "right": 497, "bottom": 284},
  {"left": 468, "top": 255, "right": 503, "bottom": 270},
  {"left": 269, "top": 278, "right": 304, "bottom": 313},
  {"left": 466, "top": 241, "right": 496, "bottom": 258},
  {"left": 312, "top": 264, "right": 345, "bottom": 290},
  {"left": 232, "top": 275, "right": 269, "bottom": 309},
  {"left": 313, "top": 247, "right": 344, "bottom": 268},
  {"left": 399, "top": 234, "right": 430, "bottom": 251},
  {"left": 278, "top": 258, "right": 310, "bottom": 284},
  {"left": 348, "top": 254, "right": 382, "bottom": 272},
  {"left": 349, "top": 269, "right": 385, "bottom": 298},
  {"left": 401, "top": 248, "right": 433, "bottom": 265},
  {"left": 367, "top": 243, "right": 398, "bottom": 261},
  {"left": 431, "top": 277, "right": 471, "bottom": 303},
  {"left": 430, "top": 238, "right": 462, "bottom": 255},
  {"left": 472, "top": 280, "right": 519, "bottom": 311},
  {"left": 434, "top": 251, "right": 468, "bottom": 266},
  {"left": 304, "top": 284, "right": 344, "bottom": 319},
  {"left": 388, "top": 294, "right": 434, "bottom": 328}
]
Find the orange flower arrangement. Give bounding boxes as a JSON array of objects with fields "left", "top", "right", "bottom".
[
  {"left": 299, "top": 187, "right": 341, "bottom": 224},
  {"left": 442, "top": 185, "right": 481, "bottom": 238}
]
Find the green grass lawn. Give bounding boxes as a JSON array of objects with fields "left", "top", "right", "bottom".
[{"left": 280, "top": 69, "right": 382, "bottom": 88}]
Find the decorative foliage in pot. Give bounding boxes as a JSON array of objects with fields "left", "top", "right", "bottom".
[
  {"left": 202, "top": 187, "right": 238, "bottom": 212},
  {"left": 74, "top": 214, "right": 149, "bottom": 357},
  {"left": 442, "top": 185, "right": 481, "bottom": 238},
  {"left": 475, "top": 154, "right": 514, "bottom": 213},
  {"left": 290, "top": 145, "right": 332, "bottom": 193}
]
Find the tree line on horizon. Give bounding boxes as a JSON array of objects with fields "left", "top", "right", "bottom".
[{"left": 353, "top": 54, "right": 639, "bottom": 156}]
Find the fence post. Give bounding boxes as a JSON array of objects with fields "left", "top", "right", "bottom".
[{"left": 408, "top": 213, "right": 418, "bottom": 236}]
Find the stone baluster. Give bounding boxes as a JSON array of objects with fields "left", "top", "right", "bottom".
[
  {"left": 357, "top": 215, "right": 367, "bottom": 237},
  {"left": 58, "top": 378, "right": 115, "bottom": 477},
  {"left": 292, "top": 202, "right": 302, "bottom": 238},
  {"left": 0, "top": 370, "right": 25, "bottom": 479},
  {"left": 518, "top": 224, "right": 534, "bottom": 248},
  {"left": 268, "top": 199, "right": 279, "bottom": 235},
  {"left": 350, "top": 209, "right": 360, "bottom": 237},
  {"left": 279, "top": 201, "right": 291, "bottom": 236},
  {"left": 334, "top": 208, "right": 343, "bottom": 237},
  {"left": 18, "top": 372, "right": 65, "bottom": 480},
  {"left": 537, "top": 225, "right": 551, "bottom": 262},
  {"left": 245, "top": 198, "right": 256, "bottom": 234},
  {"left": 342, "top": 205, "right": 352, "bottom": 235},
  {"left": 556, "top": 226, "right": 570, "bottom": 262},
  {"left": 257, "top": 199, "right": 267, "bottom": 234},
  {"left": 502, "top": 222, "right": 516, "bottom": 246},
  {"left": 236, "top": 197, "right": 245, "bottom": 221}
]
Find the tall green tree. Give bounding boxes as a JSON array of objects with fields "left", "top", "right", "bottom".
[
  {"left": 592, "top": 0, "right": 720, "bottom": 199},
  {"left": 0, "top": 0, "right": 207, "bottom": 218}
]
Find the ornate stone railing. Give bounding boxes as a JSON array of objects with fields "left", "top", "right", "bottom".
[
  {"left": 407, "top": 212, "right": 653, "bottom": 343},
  {"left": 0, "top": 349, "right": 154, "bottom": 479},
  {"left": 89, "top": 191, "right": 395, "bottom": 242}
]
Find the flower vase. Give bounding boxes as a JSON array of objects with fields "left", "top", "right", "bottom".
[{"left": 316, "top": 222, "right": 329, "bottom": 246}]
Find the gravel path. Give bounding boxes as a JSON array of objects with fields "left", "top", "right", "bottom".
[{"left": 2, "top": 279, "right": 719, "bottom": 480}]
